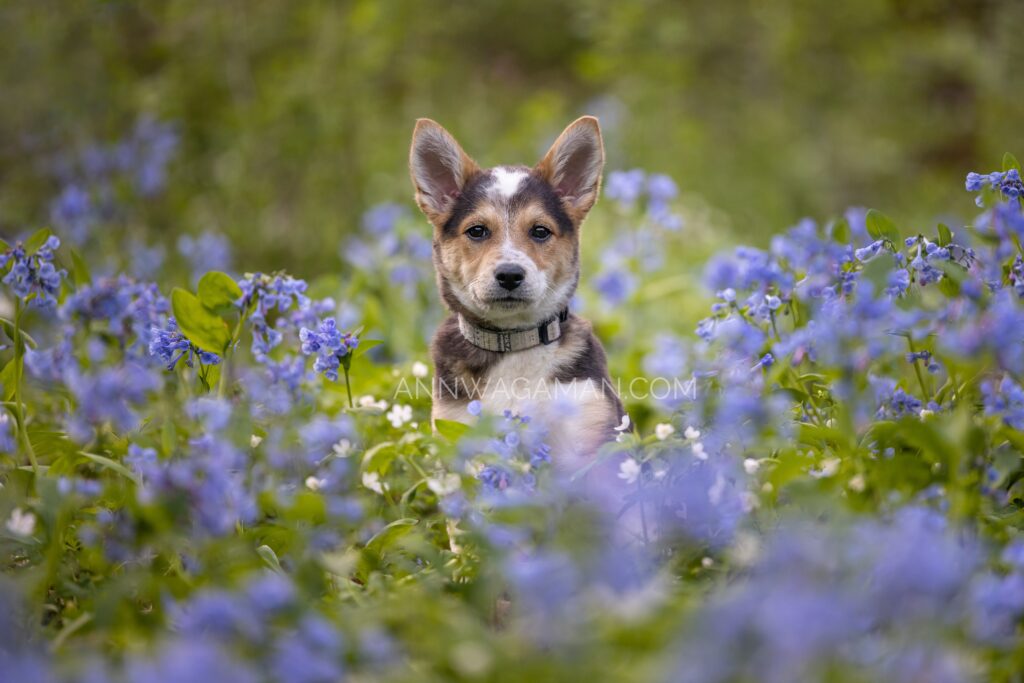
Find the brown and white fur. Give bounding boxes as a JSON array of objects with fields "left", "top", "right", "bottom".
[{"left": 409, "top": 116, "right": 625, "bottom": 467}]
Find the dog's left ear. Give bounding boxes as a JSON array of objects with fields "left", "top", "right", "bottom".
[{"left": 535, "top": 116, "right": 605, "bottom": 221}]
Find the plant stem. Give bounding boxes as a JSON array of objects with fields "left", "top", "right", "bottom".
[
  {"left": 342, "top": 363, "right": 354, "bottom": 409},
  {"left": 12, "top": 300, "right": 38, "bottom": 476},
  {"left": 218, "top": 311, "right": 249, "bottom": 398},
  {"left": 907, "top": 339, "right": 931, "bottom": 400}
]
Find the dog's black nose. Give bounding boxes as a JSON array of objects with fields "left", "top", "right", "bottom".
[{"left": 495, "top": 264, "right": 526, "bottom": 291}]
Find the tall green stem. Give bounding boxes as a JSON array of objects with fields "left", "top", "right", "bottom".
[
  {"left": 342, "top": 363, "right": 354, "bottom": 409},
  {"left": 907, "top": 338, "right": 931, "bottom": 401},
  {"left": 218, "top": 311, "right": 249, "bottom": 398},
  {"left": 12, "top": 300, "right": 38, "bottom": 475}
]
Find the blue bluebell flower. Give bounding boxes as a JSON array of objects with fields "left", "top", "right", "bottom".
[
  {"left": 592, "top": 268, "right": 636, "bottom": 306},
  {"left": 605, "top": 169, "right": 646, "bottom": 206},
  {"left": 299, "top": 317, "right": 359, "bottom": 381},
  {"left": 0, "top": 236, "right": 66, "bottom": 309},
  {"left": 177, "top": 231, "right": 232, "bottom": 278},
  {"left": 149, "top": 317, "right": 222, "bottom": 371}
]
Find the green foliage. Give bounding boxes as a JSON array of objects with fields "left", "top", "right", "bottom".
[{"left": 170, "top": 286, "right": 231, "bottom": 353}]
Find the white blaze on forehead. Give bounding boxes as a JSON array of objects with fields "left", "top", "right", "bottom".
[{"left": 489, "top": 167, "right": 527, "bottom": 200}]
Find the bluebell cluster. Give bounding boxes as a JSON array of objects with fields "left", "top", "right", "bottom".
[
  {"left": 149, "top": 317, "right": 222, "bottom": 371},
  {"left": 0, "top": 236, "right": 65, "bottom": 308},
  {"left": 236, "top": 272, "right": 312, "bottom": 361},
  {"left": 49, "top": 116, "right": 179, "bottom": 243},
  {"left": 177, "top": 231, "right": 233, "bottom": 280},
  {"left": 465, "top": 407, "right": 552, "bottom": 495},
  {"left": 672, "top": 508, "right": 995, "bottom": 683},
  {"left": 299, "top": 317, "right": 359, "bottom": 381},
  {"left": 605, "top": 168, "right": 683, "bottom": 230},
  {"left": 342, "top": 202, "right": 433, "bottom": 297}
]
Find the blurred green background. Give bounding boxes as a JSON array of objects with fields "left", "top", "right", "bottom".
[{"left": 1, "top": 0, "right": 1021, "bottom": 275}]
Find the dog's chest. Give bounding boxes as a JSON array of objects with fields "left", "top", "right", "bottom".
[
  {"left": 477, "top": 344, "right": 564, "bottom": 414},
  {"left": 453, "top": 343, "right": 615, "bottom": 463}
]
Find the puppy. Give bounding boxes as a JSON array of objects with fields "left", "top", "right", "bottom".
[{"left": 409, "top": 116, "right": 625, "bottom": 465}]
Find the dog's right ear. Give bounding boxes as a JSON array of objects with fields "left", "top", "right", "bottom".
[{"left": 409, "top": 119, "right": 480, "bottom": 223}]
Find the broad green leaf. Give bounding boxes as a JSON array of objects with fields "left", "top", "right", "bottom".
[
  {"left": 363, "top": 517, "right": 418, "bottom": 555},
  {"left": 1003, "top": 152, "right": 1021, "bottom": 173},
  {"left": 865, "top": 209, "right": 901, "bottom": 243},
  {"left": 937, "top": 223, "right": 952, "bottom": 247},
  {"left": 860, "top": 256, "right": 891, "bottom": 293},
  {"left": 434, "top": 418, "right": 470, "bottom": 441},
  {"left": 197, "top": 271, "right": 243, "bottom": 313},
  {"left": 830, "top": 217, "right": 850, "bottom": 244},
  {"left": 171, "top": 288, "right": 231, "bottom": 354},
  {"left": 352, "top": 339, "right": 383, "bottom": 359},
  {"left": 24, "top": 227, "right": 53, "bottom": 253},
  {"left": 70, "top": 248, "right": 91, "bottom": 287}
]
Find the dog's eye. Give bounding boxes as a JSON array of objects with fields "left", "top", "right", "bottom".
[
  {"left": 465, "top": 225, "right": 490, "bottom": 241},
  {"left": 530, "top": 225, "right": 553, "bottom": 242}
]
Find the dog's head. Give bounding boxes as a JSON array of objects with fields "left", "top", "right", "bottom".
[{"left": 409, "top": 117, "right": 604, "bottom": 328}]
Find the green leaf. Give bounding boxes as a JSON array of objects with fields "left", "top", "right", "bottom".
[
  {"left": 352, "top": 339, "right": 383, "bottom": 359},
  {"left": 257, "top": 544, "right": 285, "bottom": 574},
  {"left": 171, "top": 288, "right": 231, "bottom": 354},
  {"left": 1003, "top": 152, "right": 1021, "bottom": 173},
  {"left": 860, "top": 256, "right": 891, "bottom": 293},
  {"left": 0, "top": 360, "right": 16, "bottom": 401},
  {"left": 937, "top": 223, "right": 952, "bottom": 247},
  {"left": 78, "top": 452, "right": 141, "bottom": 485},
  {"left": 865, "top": 209, "right": 901, "bottom": 243},
  {"left": 70, "top": 248, "right": 91, "bottom": 287},
  {"left": 434, "top": 418, "right": 470, "bottom": 441},
  {"left": 197, "top": 271, "right": 243, "bottom": 314},
  {"left": 24, "top": 227, "right": 53, "bottom": 254},
  {"left": 361, "top": 441, "right": 397, "bottom": 473},
  {"left": 363, "top": 517, "right": 418, "bottom": 555},
  {"left": 830, "top": 217, "right": 850, "bottom": 244}
]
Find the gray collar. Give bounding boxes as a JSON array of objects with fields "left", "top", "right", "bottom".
[{"left": 457, "top": 309, "right": 569, "bottom": 352}]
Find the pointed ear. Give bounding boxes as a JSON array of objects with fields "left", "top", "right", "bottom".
[
  {"left": 535, "top": 116, "right": 605, "bottom": 221},
  {"left": 409, "top": 119, "right": 480, "bottom": 222}
]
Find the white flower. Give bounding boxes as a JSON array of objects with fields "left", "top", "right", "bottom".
[
  {"left": 654, "top": 423, "right": 675, "bottom": 441},
  {"left": 743, "top": 458, "right": 760, "bottom": 475},
  {"left": 305, "top": 476, "right": 326, "bottom": 491},
  {"left": 810, "top": 457, "right": 841, "bottom": 479},
  {"left": 250, "top": 434, "right": 263, "bottom": 448},
  {"left": 411, "top": 361, "right": 429, "bottom": 378},
  {"left": 614, "top": 414, "right": 631, "bottom": 442},
  {"left": 919, "top": 408, "right": 934, "bottom": 419},
  {"left": 359, "top": 395, "right": 388, "bottom": 411},
  {"left": 332, "top": 439, "right": 353, "bottom": 457},
  {"left": 848, "top": 474, "right": 866, "bottom": 492},
  {"left": 701, "top": 557, "right": 714, "bottom": 568},
  {"left": 617, "top": 458, "right": 641, "bottom": 485},
  {"left": 684, "top": 426, "right": 701, "bottom": 440},
  {"left": 427, "top": 473, "right": 461, "bottom": 496},
  {"left": 692, "top": 442, "right": 707, "bottom": 460},
  {"left": 5, "top": 508, "right": 36, "bottom": 537},
  {"left": 386, "top": 404, "right": 413, "bottom": 428},
  {"left": 362, "top": 471, "right": 387, "bottom": 495}
]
